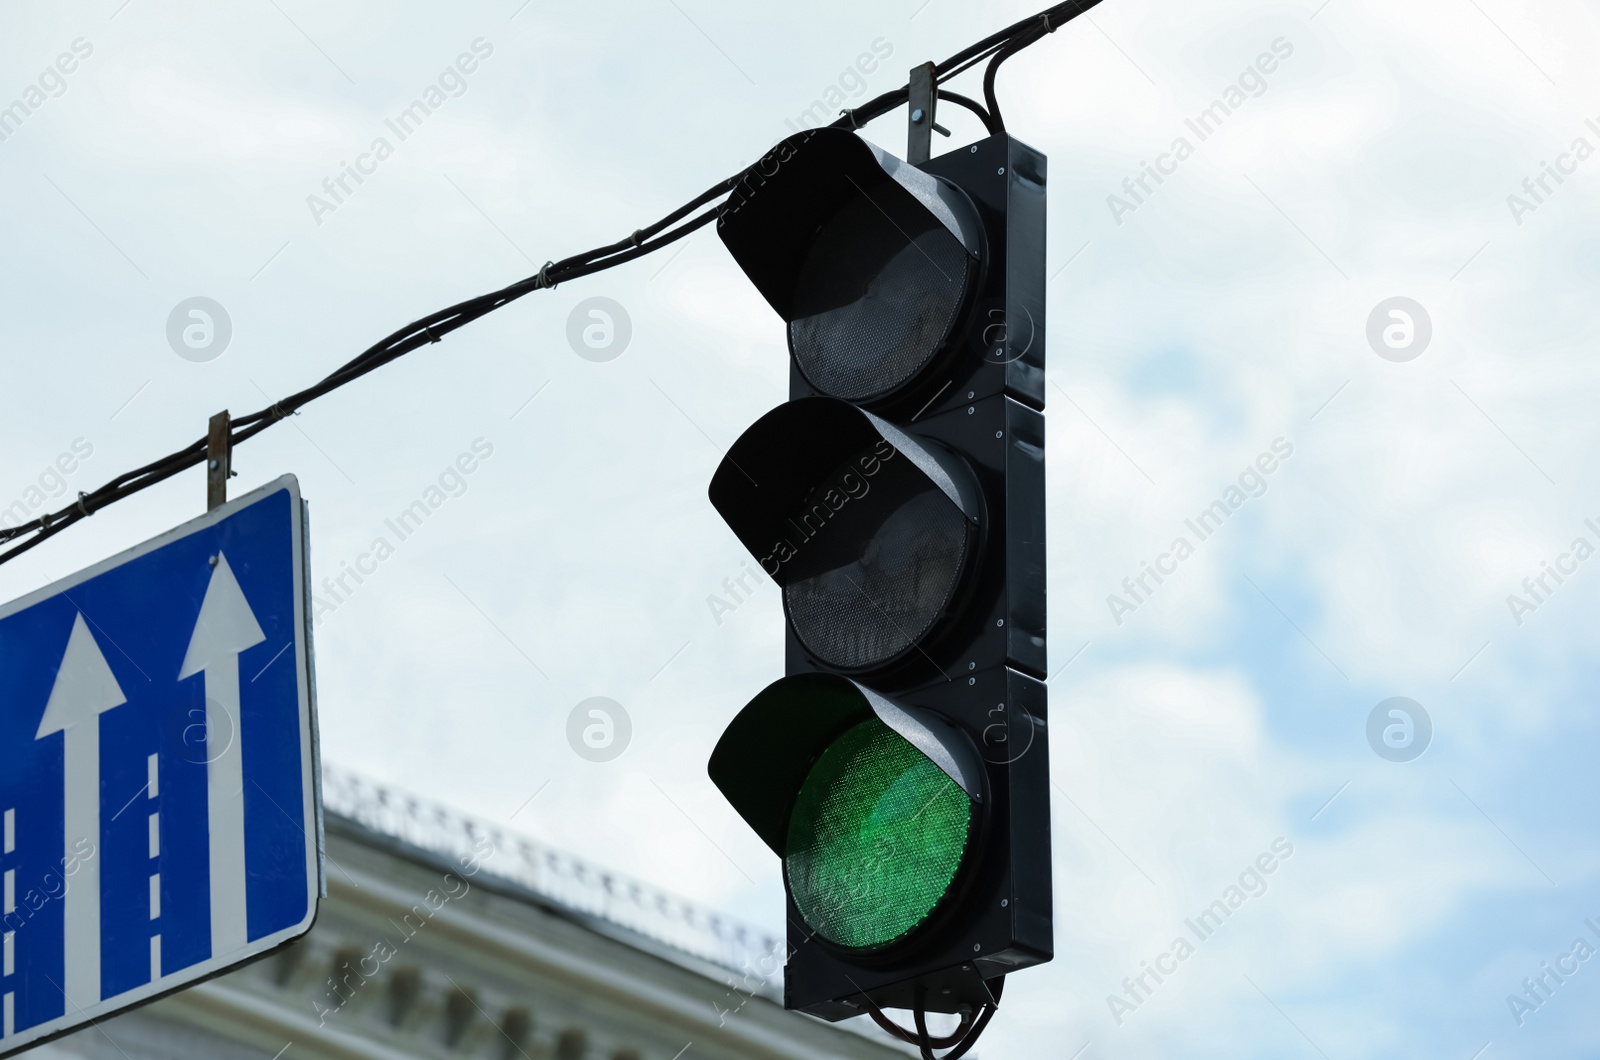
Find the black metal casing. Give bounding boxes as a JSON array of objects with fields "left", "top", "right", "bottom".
[{"left": 771, "top": 134, "right": 1054, "bottom": 1021}]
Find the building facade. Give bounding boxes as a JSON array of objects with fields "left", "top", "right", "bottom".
[{"left": 22, "top": 770, "right": 906, "bottom": 1060}]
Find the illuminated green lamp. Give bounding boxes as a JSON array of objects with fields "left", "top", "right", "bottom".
[{"left": 709, "top": 674, "right": 984, "bottom": 955}]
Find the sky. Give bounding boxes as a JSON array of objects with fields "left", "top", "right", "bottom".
[{"left": 2, "top": 0, "right": 1599, "bottom": 1056}]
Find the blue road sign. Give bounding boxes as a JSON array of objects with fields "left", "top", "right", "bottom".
[{"left": 0, "top": 475, "right": 321, "bottom": 1054}]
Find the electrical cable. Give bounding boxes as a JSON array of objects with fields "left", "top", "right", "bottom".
[
  {"left": 830, "top": 41, "right": 1009, "bottom": 134},
  {"left": 0, "top": 0, "right": 1104, "bottom": 572},
  {"left": 0, "top": 186, "right": 732, "bottom": 564},
  {"left": 831, "top": 0, "right": 1105, "bottom": 135},
  {"left": 913, "top": 1001, "right": 998, "bottom": 1060},
  {"left": 983, "top": 20, "right": 1053, "bottom": 132},
  {"left": 936, "top": 90, "right": 998, "bottom": 135},
  {"left": 936, "top": 0, "right": 1105, "bottom": 77},
  {"left": 933, "top": 39, "right": 1012, "bottom": 85},
  {"left": 869, "top": 977, "right": 1005, "bottom": 1058},
  {"left": 870, "top": 1005, "right": 975, "bottom": 1049}
]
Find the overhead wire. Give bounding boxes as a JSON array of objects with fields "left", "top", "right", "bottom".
[
  {"left": 0, "top": 182, "right": 736, "bottom": 565},
  {"left": 935, "top": 39, "right": 1012, "bottom": 84},
  {"left": 830, "top": 0, "right": 1106, "bottom": 134},
  {"left": 937, "top": 0, "right": 1105, "bottom": 75},
  {"left": 0, "top": 0, "right": 1104, "bottom": 581},
  {"left": 0, "top": 3, "right": 1093, "bottom": 1053}
]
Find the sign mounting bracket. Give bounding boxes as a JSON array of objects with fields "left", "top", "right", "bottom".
[{"left": 207, "top": 411, "right": 231, "bottom": 512}]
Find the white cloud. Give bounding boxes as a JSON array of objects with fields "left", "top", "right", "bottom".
[{"left": 2, "top": 0, "right": 1598, "bottom": 1055}]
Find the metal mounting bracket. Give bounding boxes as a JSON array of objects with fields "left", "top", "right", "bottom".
[
  {"left": 207, "top": 410, "right": 231, "bottom": 511},
  {"left": 908, "top": 61, "right": 937, "bottom": 165}
]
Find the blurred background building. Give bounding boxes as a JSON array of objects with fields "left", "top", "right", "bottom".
[{"left": 24, "top": 769, "right": 906, "bottom": 1060}]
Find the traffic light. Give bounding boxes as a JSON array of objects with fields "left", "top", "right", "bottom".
[{"left": 706, "top": 124, "right": 1050, "bottom": 1047}]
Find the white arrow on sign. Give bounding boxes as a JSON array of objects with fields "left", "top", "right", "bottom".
[
  {"left": 179, "top": 552, "right": 264, "bottom": 959},
  {"left": 34, "top": 614, "right": 128, "bottom": 1010}
]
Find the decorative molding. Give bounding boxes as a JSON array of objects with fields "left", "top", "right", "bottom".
[
  {"left": 320, "top": 767, "right": 784, "bottom": 981},
  {"left": 125, "top": 807, "right": 911, "bottom": 1060}
]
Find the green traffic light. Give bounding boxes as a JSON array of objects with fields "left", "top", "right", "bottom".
[{"left": 785, "top": 718, "right": 973, "bottom": 950}]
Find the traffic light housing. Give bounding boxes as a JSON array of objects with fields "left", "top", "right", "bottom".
[{"left": 707, "top": 126, "right": 1050, "bottom": 1030}]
